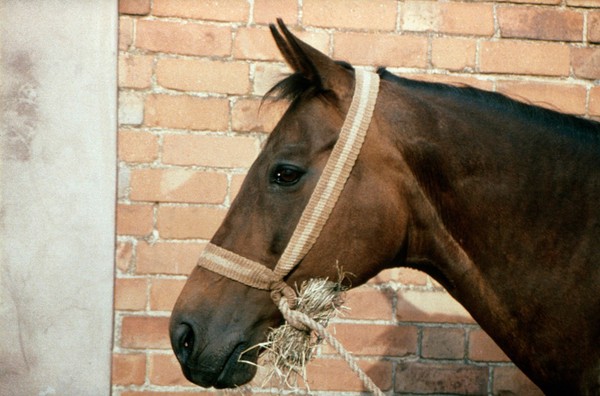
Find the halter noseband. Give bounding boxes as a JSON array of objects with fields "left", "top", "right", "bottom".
[{"left": 197, "top": 70, "right": 380, "bottom": 307}]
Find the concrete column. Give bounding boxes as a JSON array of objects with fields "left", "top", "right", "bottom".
[{"left": 0, "top": 1, "right": 117, "bottom": 394}]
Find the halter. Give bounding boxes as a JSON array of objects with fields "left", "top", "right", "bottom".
[{"left": 197, "top": 70, "right": 380, "bottom": 307}]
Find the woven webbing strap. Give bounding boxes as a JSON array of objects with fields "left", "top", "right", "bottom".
[
  {"left": 198, "top": 69, "right": 382, "bottom": 394},
  {"left": 197, "top": 69, "right": 380, "bottom": 294},
  {"left": 200, "top": 243, "right": 277, "bottom": 290},
  {"left": 274, "top": 70, "right": 380, "bottom": 279}
]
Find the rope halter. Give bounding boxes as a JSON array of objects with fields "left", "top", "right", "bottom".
[{"left": 197, "top": 70, "right": 380, "bottom": 308}]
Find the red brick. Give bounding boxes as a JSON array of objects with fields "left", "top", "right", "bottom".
[
  {"left": 120, "top": 316, "right": 171, "bottom": 349},
  {"left": 396, "top": 289, "right": 475, "bottom": 324},
  {"left": 230, "top": 173, "right": 247, "bottom": 201},
  {"left": 571, "top": 47, "right": 600, "bottom": 80},
  {"left": 343, "top": 286, "right": 393, "bottom": 320},
  {"left": 396, "top": 362, "right": 488, "bottom": 394},
  {"left": 468, "top": 328, "right": 511, "bottom": 362},
  {"left": 116, "top": 203, "right": 154, "bottom": 236},
  {"left": 162, "top": 135, "right": 259, "bottom": 168},
  {"left": 368, "top": 267, "right": 428, "bottom": 286},
  {"left": 590, "top": 86, "right": 600, "bottom": 117},
  {"left": 136, "top": 241, "right": 204, "bottom": 275},
  {"left": 119, "top": 0, "right": 150, "bottom": 15},
  {"left": 119, "top": 92, "right": 144, "bottom": 126},
  {"left": 588, "top": 12, "right": 600, "bottom": 43},
  {"left": 493, "top": 366, "right": 544, "bottom": 395},
  {"left": 422, "top": 327, "right": 465, "bottom": 359},
  {"left": 114, "top": 277, "right": 147, "bottom": 310},
  {"left": 116, "top": 241, "right": 134, "bottom": 272},
  {"left": 118, "top": 130, "right": 159, "bottom": 163},
  {"left": 401, "top": 1, "right": 437, "bottom": 32},
  {"left": 148, "top": 353, "right": 195, "bottom": 386},
  {"left": 130, "top": 169, "right": 227, "bottom": 204},
  {"left": 122, "top": 393, "right": 214, "bottom": 396},
  {"left": 439, "top": 2, "right": 495, "bottom": 36},
  {"left": 112, "top": 353, "right": 146, "bottom": 385},
  {"left": 156, "top": 58, "right": 250, "bottom": 94},
  {"left": 305, "top": 358, "right": 392, "bottom": 392},
  {"left": 480, "top": 40, "right": 570, "bottom": 76},
  {"left": 156, "top": 206, "right": 227, "bottom": 239},
  {"left": 497, "top": 81, "right": 587, "bottom": 115},
  {"left": 152, "top": 0, "right": 249, "bottom": 22},
  {"left": 119, "top": 17, "right": 133, "bottom": 51},
  {"left": 498, "top": 6, "right": 583, "bottom": 41},
  {"left": 253, "top": 62, "right": 290, "bottom": 96},
  {"left": 322, "top": 323, "right": 417, "bottom": 356},
  {"left": 296, "top": 30, "right": 331, "bottom": 55},
  {"left": 432, "top": 37, "right": 477, "bottom": 71},
  {"left": 334, "top": 33, "right": 428, "bottom": 68},
  {"left": 144, "top": 94, "right": 229, "bottom": 131},
  {"left": 402, "top": 1, "right": 494, "bottom": 36},
  {"left": 496, "top": 0, "right": 559, "bottom": 3},
  {"left": 135, "top": 20, "right": 231, "bottom": 57},
  {"left": 428, "top": 276, "right": 446, "bottom": 290},
  {"left": 119, "top": 54, "right": 153, "bottom": 89},
  {"left": 400, "top": 0, "right": 442, "bottom": 32},
  {"left": 235, "top": 28, "right": 329, "bottom": 62},
  {"left": 304, "top": 0, "right": 397, "bottom": 31},
  {"left": 254, "top": 0, "right": 298, "bottom": 25},
  {"left": 233, "top": 27, "right": 282, "bottom": 61},
  {"left": 231, "top": 98, "right": 287, "bottom": 133},
  {"left": 567, "top": 0, "right": 600, "bottom": 6},
  {"left": 150, "top": 278, "right": 186, "bottom": 311}
]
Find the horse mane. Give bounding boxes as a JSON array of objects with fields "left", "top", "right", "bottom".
[
  {"left": 376, "top": 67, "right": 600, "bottom": 143},
  {"left": 264, "top": 61, "right": 354, "bottom": 104},
  {"left": 264, "top": 64, "right": 600, "bottom": 143}
]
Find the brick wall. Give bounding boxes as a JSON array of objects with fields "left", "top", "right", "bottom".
[{"left": 114, "top": 0, "right": 599, "bottom": 395}]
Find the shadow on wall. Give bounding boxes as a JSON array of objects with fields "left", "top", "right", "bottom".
[
  {"left": 369, "top": 283, "right": 542, "bottom": 396},
  {"left": 290, "top": 268, "right": 545, "bottom": 396},
  {"left": 114, "top": 263, "right": 542, "bottom": 395}
]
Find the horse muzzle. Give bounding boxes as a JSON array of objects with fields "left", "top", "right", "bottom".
[{"left": 170, "top": 319, "right": 259, "bottom": 388}]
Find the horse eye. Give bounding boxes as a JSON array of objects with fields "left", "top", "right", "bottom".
[{"left": 272, "top": 166, "right": 303, "bottom": 186}]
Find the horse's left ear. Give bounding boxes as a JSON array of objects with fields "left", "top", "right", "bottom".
[{"left": 269, "top": 19, "right": 353, "bottom": 97}]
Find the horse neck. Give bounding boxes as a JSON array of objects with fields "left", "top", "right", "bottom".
[
  {"left": 388, "top": 81, "right": 600, "bottom": 278},
  {"left": 381, "top": 79, "right": 600, "bottom": 390}
]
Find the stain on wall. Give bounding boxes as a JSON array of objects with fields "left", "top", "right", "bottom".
[{"left": 1, "top": 51, "right": 39, "bottom": 161}]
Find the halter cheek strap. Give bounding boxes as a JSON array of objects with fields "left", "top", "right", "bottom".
[{"left": 197, "top": 70, "right": 380, "bottom": 307}]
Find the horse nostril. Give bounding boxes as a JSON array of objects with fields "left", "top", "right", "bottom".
[
  {"left": 174, "top": 323, "right": 195, "bottom": 364},
  {"left": 182, "top": 327, "right": 194, "bottom": 352}
]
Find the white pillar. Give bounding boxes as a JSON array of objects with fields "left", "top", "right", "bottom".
[{"left": 0, "top": 1, "right": 117, "bottom": 394}]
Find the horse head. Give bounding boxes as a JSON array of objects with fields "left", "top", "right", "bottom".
[{"left": 169, "top": 20, "right": 410, "bottom": 388}]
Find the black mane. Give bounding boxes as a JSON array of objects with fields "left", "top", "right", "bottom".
[
  {"left": 264, "top": 65, "right": 600, "bottom": 142},
  {"left": 264, "top": 61, "right": 354, "bottom": 104},
  {"left": 377, "top": 67, "right": 600, "bottom": 142},
  {"left": 264, "top": 72, "right": 318, "bottom": 103}
]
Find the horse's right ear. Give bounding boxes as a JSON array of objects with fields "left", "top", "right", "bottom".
[{"left": 269, "top": 19, "right": 352, "bottom": 97}]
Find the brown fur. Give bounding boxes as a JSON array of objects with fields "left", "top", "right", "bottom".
[{"left": 171, "top": 21, "right": 600, "bottom": 394}]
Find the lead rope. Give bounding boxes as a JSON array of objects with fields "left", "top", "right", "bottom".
[
  {"left": 276, "top": 296, "right": 385, "bottom": 396},
  {"left": 197, "top": 70, "right": 383, "bottom": 394}
]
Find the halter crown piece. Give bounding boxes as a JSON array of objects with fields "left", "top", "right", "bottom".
[{"left": 197, "top": 70, "right": 380, "bottom": 307}]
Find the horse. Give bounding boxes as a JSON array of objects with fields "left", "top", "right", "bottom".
[{"left": 170, "top": 20, "right": 600, "bottom": 395}]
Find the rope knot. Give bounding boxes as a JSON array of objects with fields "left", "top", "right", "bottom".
[
  {"left": 269, "top": 279, "right": 297, "bottom": 310},
  {"left": 269, "top": 279, "right": 313, "bottom": 332}
]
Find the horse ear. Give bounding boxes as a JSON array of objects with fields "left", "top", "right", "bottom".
[{"left": 269, "top": 19, "right": 351, "bottom": 95}]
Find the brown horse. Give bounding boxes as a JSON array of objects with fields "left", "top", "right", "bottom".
[{"left": 170, "top": 21, "right": 600, "bottom": 395}]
